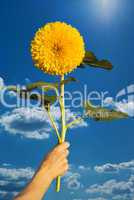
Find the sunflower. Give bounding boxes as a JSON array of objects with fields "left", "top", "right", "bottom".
[{"left": 31, "top": 22, "right": 85, "bottom": 75}]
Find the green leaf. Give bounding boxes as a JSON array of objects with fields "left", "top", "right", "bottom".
[
  {"left": 85, "top": 60, "right": 113, "bottom": 70},
  {"left": 21, "top": 91, "right": 57, "bottom": 104},
  {"left": 6, "top": 86, "right": 57, "bottom": 107},
  {"left": 26, "top": 81, "right": 58, "bottom": 92},
  {"left": 80, "top": 50, "right": 113, "bottom": 70},
  {"left": 60, "top": 77, "right": 78, "bottom": 85},
  {"left": 84, "top": 51, "right": 97, "bottom": 62},
  {"left": 78, "top": 63, "right": 86, "bottom": 68},
  {"left": 6, "top": 85, "right": 18, "bottom": 92},
  {"left": 84, "top": 101, "right": 128, "bottom": 121}
]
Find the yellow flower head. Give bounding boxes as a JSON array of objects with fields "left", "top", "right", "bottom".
[{"left": 31, "top": 22, "right": 85, "bottom": 75}]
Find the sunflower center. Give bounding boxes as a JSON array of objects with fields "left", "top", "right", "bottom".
[{"left": 53, "top": 43, "right": 63, "bottom": 55}]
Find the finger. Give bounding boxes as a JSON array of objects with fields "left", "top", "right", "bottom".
[
  {"left": 46, "top": 150, "right": 67, "bottom": 163},
  {"left": 59, "top": 149, "right": 69, "bottom": 158},
  {"left": 62, "top": 163, "right": 69, "bottom": 172},
  {"left": 55, "top": 155, "right": 69, "bottom": 168},
  {"left": 60, "top": 170, "right": 68, "bottom": 177},
  {"left": 55, "top": 150, "right": 69, "bottom": 163},
  {"left": 58, "top": 164, "right": 69, "bottom": 177},
  {"left": 58, "top": 157, "right": 68, "bottom": 164},
  {"left": 54, "top": 142, "right": 70, "bottom": 153},
  {"left": 62, "top": 158, "right": 68, "bottom": 165}
]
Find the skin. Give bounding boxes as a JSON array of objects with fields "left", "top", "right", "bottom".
[{"left": 14, "top": 142, "right": 70, "bottom": 200}]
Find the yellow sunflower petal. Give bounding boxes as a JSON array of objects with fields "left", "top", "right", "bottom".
[{"left": 31, "top": 22, "right": 85, "bottom": 76}]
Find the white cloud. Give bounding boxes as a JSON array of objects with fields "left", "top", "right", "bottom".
[
  {"left": 0, "top": 106, "right": 88, "bottom": 140},
  {"left": 115, "top": 101, "right": 134, "bottom": 117},
  {"left": 0, "top": 190, "right": 18, "bottom": 199},
  {"left": 1, "top": 163, "right": 11, "bottom": 167},
  {"left": 0, "top": 164, "right": 34, "bottom": 199},
  {"left": 103, "top": 97, "right": 114, "bottom": 106},
  {"left": 64, "top": 171, "right": 82, "bottom": 190},
  {"left": 63, "top": 164, "right": 86, "bottom": 191},
  {"left": 78, "top": 165, "right": 91, "bottom": 171},
  {"left": 0, "top": 190, "right": 8, "bottom": 198},
  {"left": 86, "top": 175, "right": 134, "bottom": 198},
  {"left": 0, "top": 107, "right": 51, "bottom": 139},
  {"left": 94, "top": 160, "right": 134, "bottom": 173},
  {"left": 63, "top": 164, "right": 91, "bottom": 191},
  {"left": 88, "top": 198, "right": 106, "bottom": 200},
  {"left": 112, "top": 194, "right": 132, "bottom": 200},
  {"left": 0, "top": 77, "right": 4, "bottom": 88},
  {"left": 73, "top": 199, "right": 83, "bottom": 200},
  {"left": 104, "top": 94, "right": 134, "bottom": 117},
  {"left": 0, "top": 180, "right": 10, "bottom": 186},
  {"left": 0, "top": 166, "right": 34, "bottom": 181},
  {"left": 0, "top": 77, "right": 88, "bottom": 140},
  {"left": 0, "top": 161, "right": 134, "bottom": 199},
  {"left": 65, "top": 160, "right": 134, "bottom": 199}
]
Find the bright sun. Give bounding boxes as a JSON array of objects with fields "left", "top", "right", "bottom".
[
  {"left": 90, "top": 0, "right": 121, "bottom": 23},
  {"left": 102, "top": 0, "right": 121, "bottom": 19},
  {"left": 102, "top": 0, "right": 117, "bottom": 11}
]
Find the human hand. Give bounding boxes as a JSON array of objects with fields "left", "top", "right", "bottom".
[
  {"left": 14, "top": 142, "right": 70, "bottom": 200},
  {"left": 41, "top": 142, "right": 70, "bottom": 181}
]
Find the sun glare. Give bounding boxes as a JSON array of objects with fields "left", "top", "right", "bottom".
[{"left": 90, "top": 0, "right": 122, "bottom": 23}]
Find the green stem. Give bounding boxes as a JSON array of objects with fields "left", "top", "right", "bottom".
[
  {"left": 47, "top": 107, "right": 61, "bottom": 143},
  {"left": 60, "top": 75, "right": 66, "bottom": 142},
  {"left": 56, "top": 75, "right": 67, "bottom": 192},
  {"left": 66, "top": 117, "right": 83, "bottom": 130}
]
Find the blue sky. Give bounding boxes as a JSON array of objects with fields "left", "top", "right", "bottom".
[{"left": 0, "top": 0, "right": 134, "bottom": 199}]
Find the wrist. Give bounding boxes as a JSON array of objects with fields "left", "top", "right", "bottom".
[
  {"left": 39, "top": 161, "right": 54, "bottom": 182},
  {"left": 31, "top": 164, "right": 53, "bottom": 190},
  {"left": 43, "top": 161, "right": 56, "bottom": 181}
]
